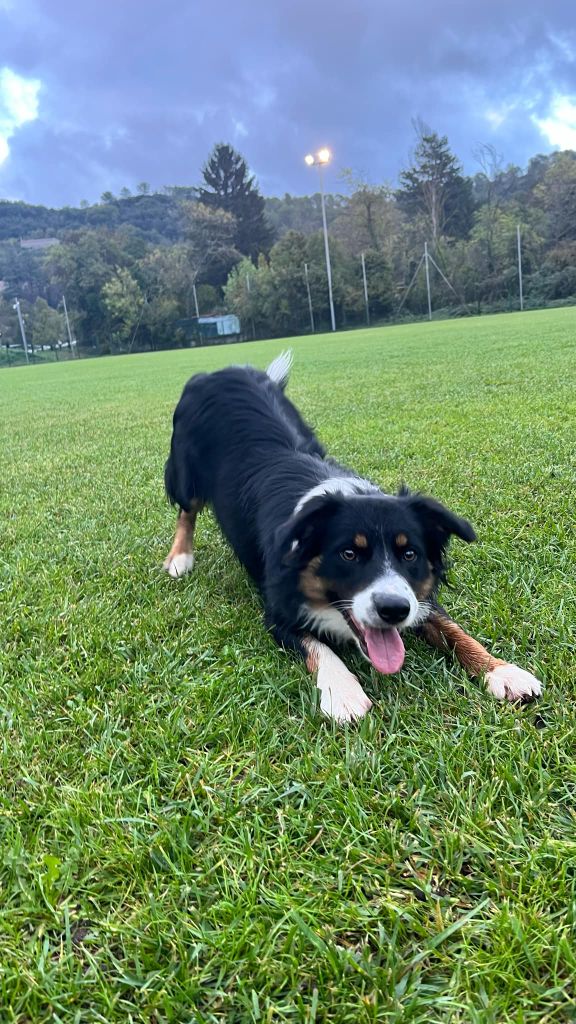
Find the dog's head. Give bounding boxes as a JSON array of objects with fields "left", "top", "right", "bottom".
[{"left": 276, "top": 488, "right": 476, "bottom": 674}]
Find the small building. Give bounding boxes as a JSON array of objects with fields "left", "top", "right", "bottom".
[
  {"left": 176, "top": 314, "right": 241, "bottom": 345},
  {"left": 196, "top": 314, "right": 241, "bottom": 340},
  {"left": 20, "top": 237, "right": 60, "bottom": 250}
]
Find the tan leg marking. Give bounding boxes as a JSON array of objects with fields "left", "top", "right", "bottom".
[
  {"left": 163, "top": 502, "right": 202, "bottom": 578},
  {"left": 422, "top": 611, "right": 504, "bottom": 676},
  {"left": 303, "top": 636, "right": 372, "bottom": 723},
  {"left": 422, "top": 609, "right": 542, "bottom": 702}
]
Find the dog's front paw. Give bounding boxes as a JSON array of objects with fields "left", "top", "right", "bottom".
[
  {"left": 485, "top": 663, "right": 542, "bottom": 702},
  {"left": 317, "top": 669, "right": 372, "bottom": 723},
  {"left": 163, "top": 552, "right": 194, "bottom": 578}
]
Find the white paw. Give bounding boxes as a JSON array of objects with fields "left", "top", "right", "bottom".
[
  {"left": 485, "top": 663, "right": 542, "bottom": 702},
  {"left": 317, "top": 669, "right": 372, "bottom": 723},
  {"left": 163, "top": 552, "right": 194, "bottom": 578}
]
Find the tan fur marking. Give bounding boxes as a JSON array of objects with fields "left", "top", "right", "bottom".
[
  {"left": 415, "top": 573, "right": 435, "bottom": 601},
  {"left": 304, "top": 638, "right": 320, "bottom": 673},
  {"left": 422, "top": 610, "right": 505, "bottom": 677},
  {"left": 395, "top": 533, "right": 408, "bottom": 547},
  {"left": 299, "top": 556, "right": 330, "bottom": 604},
  {"left": 354, "top": 533, "right": 368, "bottom": 548},
  {"left": 164, "top": 502, "right": 202, "bottom": 562}
]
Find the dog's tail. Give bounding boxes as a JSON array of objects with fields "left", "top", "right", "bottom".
[{"left": 266, "top": 349, "right": 293, "bottom": 390}]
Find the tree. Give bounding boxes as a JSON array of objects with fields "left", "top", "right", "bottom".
[
  {"left": 332, "top": 171, "right": 407, "bottom": 295},
  {"left": 196, "top": 143, "right": 275, "bottom": 259},
  {"left": 224, "top": 256, "right": 274, "bottom": 337},
  {"left": 141, "top": 245, "right": 195, "bottom": 313},
  {"left": 470, "top": 144, "right": 506, "bottom": 275},
  {"left": 535, "top": 152, "right": 576, "bottom": 244},
  {"left": 45, "top": 229, "right": 138, "bottom": 349},
  {"left": 224, "top": 230, "right": 354, "bottom": 337},
  {"left": 102, "top": 267, "right": 145, "bottom": 349},
  {"left": 266, "top": 231, "right": 319, "bottom": 334},
  {"left": 143, "top": 293, "right": 183, "bottom": 349},
  {"left": 181, "top": 200, "right": 238, "bottom": 290},
  {"left": 28, "top": 298, "right": 63, "bottom": 348},
  {"left": 472, "top": 144, "right": 504, "bottom": 206},
  {"left": 0, "top": 296, "right": 19, "bottom": 349},
  {"left": 1, "top": 244, "right": 51, "bottom": 304},
  {"left": 265, "top": 193, "right": 341, "bottom": 238},
  {"left": 397, "top": 124, "right": 473, "bottom": 243},
  {"left": 469, "top": 207, "right": 543, "bottom": 302},
  {"left": 138, "top": 205, "right": 237, "bottom": 333},
  {"left": 334, "top": 171, "right": 396, "bottom": 253},
  {"left": 355, "top": 250, "right": 394, "bottom": 319}
]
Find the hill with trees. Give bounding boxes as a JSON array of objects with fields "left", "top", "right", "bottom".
[{"left": 1, "top": 130, "right": 576, "bottom": 360}]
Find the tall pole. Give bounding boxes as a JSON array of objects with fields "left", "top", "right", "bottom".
[
  {"left": 192, "top": 283, "right": 200, "bottom": 318},
  {"left": 318, "top": 163, "right": 336, "bottom": 332},
  {"left": 62, "top": 294, "right": 75, "bottom": 356},
  {"left": 361, "top": 252, "right": 370, "bottom": 325},
  {"left": 245, "top": 273, "right": 255, "bottom": 340},
  {"left": 517, "top": 224, "right": 524, "bottom": 312},
  {"left": 14, "top": 298, "right": 29, "bottom": 364},
  {"left": 424, "top": 242, "right": 432, "bottom": 321},
  {"left": 304, "top": 262, "right": 315, "bottom": 333}
]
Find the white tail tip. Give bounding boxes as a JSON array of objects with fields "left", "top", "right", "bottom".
[{"left": 266, "top": 349, "right": 293, "bottom": 388}]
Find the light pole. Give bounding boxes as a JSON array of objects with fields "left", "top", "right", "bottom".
[
  {"left": 305, "top": 148, "right": 336, "bottom": 332},
  {"left": 62, "top": 294, "right": 76, "bottom": 356},
  {"left": 303, "top": 261, "right": 315, "bottom": 333},
  {"left": 517, "top": 224, "right": 524, "bottom": 312},
  {"left": 13, "top": 298, "right": 29, "bottom": 364}
]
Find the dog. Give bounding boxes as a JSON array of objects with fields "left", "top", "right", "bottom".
[{"left": 163, "top": 351, "right": 543, "bottom": 722}]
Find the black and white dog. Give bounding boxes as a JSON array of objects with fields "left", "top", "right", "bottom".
[{"left": 163, "top": 352, "right": 542, "bottom": 722}]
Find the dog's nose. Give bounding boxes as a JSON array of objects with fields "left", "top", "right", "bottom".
[{"left": 373, "top": 594, "right": 411, "bottom": 625}]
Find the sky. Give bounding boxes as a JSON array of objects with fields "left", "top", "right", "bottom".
[{"left": 0, "top": 0, "right": 575, "bottom": 207}]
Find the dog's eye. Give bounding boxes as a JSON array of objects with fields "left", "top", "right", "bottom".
[
  {"left": 340, "top": 549, "right": 357, "bottom": 562},
  {"left": 403, "top": 548, "right": 417, "bottom": 562}
]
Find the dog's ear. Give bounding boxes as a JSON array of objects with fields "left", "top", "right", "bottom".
[
  {"left": 275, "top": 495, "right": 340, "bottom": 568},
  {"left": 403, "top": 491, "right": 476, "bottom": 547}
]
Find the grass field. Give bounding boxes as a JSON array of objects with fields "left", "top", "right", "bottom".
[{"left": 1, "top": 308, "right": 576, "bottom": 1023}]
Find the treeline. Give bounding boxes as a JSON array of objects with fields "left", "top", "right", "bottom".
[{"left": 1, "top": 129, "right": 576, "bottom": 357}]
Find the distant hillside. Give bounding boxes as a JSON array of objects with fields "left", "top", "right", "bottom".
[
  {"left": 0, "top": 191, "right": 342, "bottom": 246},
  {"left": 0, "top": 193, "right": 189, "bottom": 245},
  {"left": 3, "top": 147, "right": 575, "bottom": 249}
]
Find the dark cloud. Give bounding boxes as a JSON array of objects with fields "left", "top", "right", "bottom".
[{"left": 0, "top": 0, "right": 575, "bottom": 205}]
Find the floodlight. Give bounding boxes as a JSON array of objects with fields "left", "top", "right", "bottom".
[{"left": 303, "top": 147, "right": 335, "bottom": 331}]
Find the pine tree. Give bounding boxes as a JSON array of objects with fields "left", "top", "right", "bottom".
[
  {"left": 196, "top": 144, "right": 275, "bottom": 259},
  {"left": 397, "top": 126, "right": 473, "bottom": 243}
]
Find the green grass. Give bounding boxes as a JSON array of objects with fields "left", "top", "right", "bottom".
[{"left": 1, "top": 308, "right": 576, "bottom": 1023}]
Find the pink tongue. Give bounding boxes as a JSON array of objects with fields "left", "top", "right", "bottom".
[{"left": 364, "top": 627, "right": 405, "bottom": 674}]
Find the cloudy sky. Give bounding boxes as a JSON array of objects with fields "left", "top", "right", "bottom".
[{"left": 0, "top": 0, "right": 575, "bottom": 207}]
